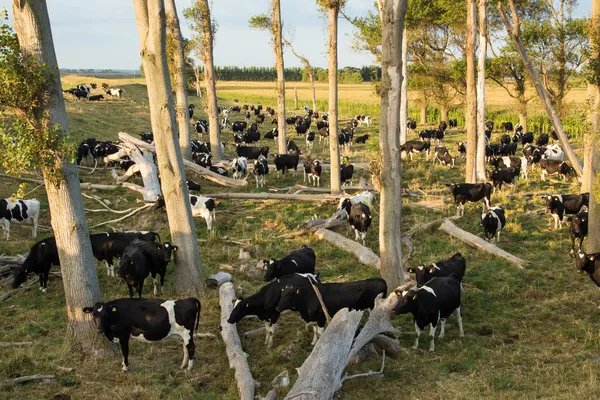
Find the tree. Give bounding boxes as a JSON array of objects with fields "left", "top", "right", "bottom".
[
  {"left": 184, "top": 0, "right": 222, "bottom": 159},
  {"left": 284, "top": 38, "right": 317, "bottom": 111},
  {"left": 586, "top": 0, "right": 600, "bottom": 131},
  {"left": 133, "top": 0, "right": 204, "bottom": 295},
  {"left": 165, "top": 0, "right": 192, "bottom": 160},
  {"left": 465, "top": 0, "right": 477, "bottom": 183},
  {"left": 476, "top": 0, "right": 488, "bottom": 181},
  {"left": 378, "top": 0, "right": 408, "bottom": 289},
  {"left": 3, "top": 4, "right": 113, "bottom": 356}
]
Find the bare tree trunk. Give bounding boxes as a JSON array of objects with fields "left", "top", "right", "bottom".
[
  {"left": 582, "top": 133, "right": 593, "bottom": 193},
  {"left": 498, "top": 0, "right": 583, "bottom": 177},
  {"left": 13, "top": 0, "right": 114, "bottom": 356},
  {"left": 440, "top": 106, "right": 448, "bottom": 124},
  {"left": 197, "top": 0, "right": 222, "bottom": 159},
  {"left": 420, "top": 102, "right": 427, "bottom": 125},
  {"left": 476, "top": 0, "right": 487, "bottom": 181},
  {"left": 592, "top": 0, "right": 600, "bottom": 131},
  {"left": 518, "top": 100, "right": 528, "bottom": 132},
  {"left": 309, "top": 67, "right": 317, "bottom": 111},
  {"left": 399, "top": 26, "right": 408, "bottom": 144},
  {"left": 273, "top": 0, "right": 287, "bottom": 154},
  {"left": 133, "top": 0, "right": 204, "bottom": 295},
  {"left": 328, "top": 5, "right": 342, "bottom": 194},
  {"left": 165, "top": 0, "right": 191, "bottom": 160},
  {"left": 465, "top": 0, "right": 477, "bottom": 183},
  {"left": 378, "top": 0, "right": 407, "bottom": 289},
  {"left": 294, "top": 87, "right": 299, "bottom": 110},
  {"left": 585, "top": 135, "right": 600, "bottom": 251}
]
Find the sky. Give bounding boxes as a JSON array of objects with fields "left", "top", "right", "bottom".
[{"left": 0, "top": 0, "right": 593, "bottom": 71}]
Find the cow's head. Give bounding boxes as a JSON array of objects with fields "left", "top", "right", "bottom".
[
  {"left": 227, "top": 298, "right": 249, "bottom": 324},
  {"left": 275, "top": 284, "right": 303, "bottom": 313},
  {"left": 83, "top": 302, "right": 111, "bottom": 333},
  {"left": 11, "top": 264, "right": 27, "bottom": 289},
  {"left": 162, "top": 242, "right": 178, "bottom": 263},
  {"left": 445, "top": 183, "right": 456, "bottom": 193},
  {"left": 406, "top": 264, "right": 434, "bottom": 287},
  {"left": 392, "top": 287, "right": 418, "bottom": 315},
  {"left": 338, "top": 198, "right": 352, "bottom": 216},
  {"left": 263, "top": 259, "right": 280, "bottom": 282},
  {"left": 543, "top": 195, "right": 560, "bottom": 211},
  {"left": 575, "top": 250, "right": 592, "bottom": 272}
]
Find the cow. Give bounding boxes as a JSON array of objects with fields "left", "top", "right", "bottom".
[
  {"left": 539, "top": 160, "right": 575, "bottom": 181},
  {"left": 400, "top": 140, "right": 430, "bottom": 160},
  {"left": 487, "top": 167, "right": 520, "bottom": 191},
  {"left": 101, "top": 83, "right": 109, "bottom": 89},
  {"left": 340, "top": 164, "right": 354, "bottom": 186},
  {"left": 485, "top": 120, "right": 494, "bottom": 131},
  {"left": 209, "top": 165, "right": 228, "bottom": 177},
  {"left": 353, "top": 134, "right": 369, "bottom": 144},
  {"left": 303, "top": 158, "right": 322, "bottom": 186},
  {"left": 253, "top": 155, "right": 269, "bottom": 188},
  {"left": 91, "top": 231, "right": 162, "bottom": 277},
  {"left": 232, "top": 121, "right": 247, "bottom": 134},
  {"left": 287, "top": 140, "right": 300, "bottom": 154},
  {"left": 393, "top": 275, "right": 464, "bottom": 351},
  {"left": 231, "top": 157, "right": 248, "bottom": 179},
  {"left": 236, "top": 145, "right": 269, "bottom": 160},
  {"left": 190, "top": 195, "right": 216, "bottom": 230},
  {"left": 77, "top": 141, "right": 94, "bottom": 165},
  {"left": 407, "top": 118, "right": 417, "bottom": 132},
  {"left": 83, "top": 297, "right": 200, "bottom": 372},
  {"left": 140, "top": 132, "right": 154, "bottom": 143},
  {"left": 220, "top": 117, "right": 231, "bottom": 132},
  {"left": 340, "top": 199, "right": 372, "bottom": 245},
  {"left": 105, "top": 88, "right": 123, "bottom": 98},
  {"left": 500, "top": 134, "right": 511, "bottom": 145},
  {"left": 275, "top": 275, "right": 387, "bottom": 344},
  {"left": 439, "top": 120, "right": 448, "bottom": 132},
  {"left": 243, "top": 124, "right": 260, "bottom": 144},
  {"left": 433, "top": 146, "right": 454, "bottom": 167},
  {"left": 0, "top": 198, "right": 40, "bottom": 240},
  {"left": 194, "top": 120, "right": 209, "bottom": 136},
  {"left": 192, "top": 152, "right": 211, "bottom": 168},
  {"left": 355, "top": 115, "right": 372, "bottom": 127},
  {"left": 262, "top": 246, "right": 316, "bottom": 282},
  {"left": 490, "top": 156, "right": 528, "bottom": 180},
  {"left": 306, "top": 131, "right": 315, "bottom": 150},
  {"left": 407, "top": 253, "right": 466, "bottom": 288},
  {"left": 264, "top": 127, "right": 278, "bottom": 141},
  {"left": 11, "top": 237, "right": 59, "bottom": 293},
  {"left": 536, "top": 133, "right": 549, "bottom": 146},
  {"left": 88, "top": 94, "right": 104, "bottom": 101},
  {"left": 448, "top": 119, "right": 457, "bottom": 129},
  {"left": 458, "top": 141, "right": 467, "bottom": 158},
  {"left": 575, "top": 250, "right": 600, "bottom": 288},
  {"left": 569, "top": 211, "right": 588, "bottom": 257},
  {"left": 446, "top": 182, "right": 492, "bottom": 216},
  {"left": 542, "top": 193, "right": 589, "bottom": 230},
  {"left": 337, "top": 191, "right": 375, "bottom": 212},
  {"left": 186, "top": 180, "right": 201, "bottom": 192},
  {"left": 256, "top": 114, "right": 265, "bottom": 125},
  {"left": 498, "top": 142, "right": 517, "bottom": 156},
  {"left": 188, "top": 104, "right": 195, "bottom": 119},
  {"left": 481, "top": 206, "right": 506, "bottom": 242},
  {"left": 542, "top": 144, "right": 565, "bottom": 162},
  {"left": 274, "top": 153, "right": 300, "bottom": 177},
  {"left": 501, "top": 121, "right": 514, "bottom": 132},
  {"left": 338, "top": 131, "right": 351, "bottom": 148}
]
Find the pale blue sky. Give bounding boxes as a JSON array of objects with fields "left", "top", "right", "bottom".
[{"left": 0, "top": 0, "right": 593, "bottom": 70}]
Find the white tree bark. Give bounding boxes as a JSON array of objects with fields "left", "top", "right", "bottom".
[
  {"left": 114, "top": 142, "right": 161, "bottom": 202},
  {"left": 476, "top": 0, "right": 487, "bottom": 181},
  {"left": 591, "top": 0, "right": 600, "bottom": 131},
  {"left": 165, "top": 0, "right": 192, "bottom": 160},
  {"left": 133, "top": 0, "right": 204, "bottom": 295},
  {"left": 328, "top": 5, "right": 342, "bottom": 194},
  {"left": 399, "top": 26, "right": 409, "bottom": 145},
  {"left": 273, "top": 0, "right": 287, "bottom": 154},
  {"left": 12, "top": 0, "right": 114, "bottom": 356},
  {"left": 465, "top": 0, "right": 477, "bottom": 183},
  {"left": 584, "top": 135, "right": 600, "bottom": 252}
]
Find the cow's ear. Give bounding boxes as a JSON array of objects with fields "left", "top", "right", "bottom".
[{"left": 82, "top": 307, "right": 94, "bottom": 314}]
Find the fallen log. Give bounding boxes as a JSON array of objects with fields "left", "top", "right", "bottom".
[
  {"left": 268, "top": 185, "right": 377, "bottom": 193},
  {"left": 219, "top": 282, "right": 256, "bottom": 400},
  {"left": 439, "top": 219, "right": 527, "bottom": 269},
  {"left": 0, "top": 173, "right": 119, "bottom": 190},
  {"left": 314, "top": 228, "right": 381, "bottom": 269},
  {"left": 205, "top": 272, "right": 232, "bottom": 289},
  {"left": 204, "top": 192, "right": 344, "bottom": 201},
  {"left": 3, "top": 375, "right": 56, "bottom": 387},
  {"left": 0, "top": 257, "right": 25, "bottom": 265}
]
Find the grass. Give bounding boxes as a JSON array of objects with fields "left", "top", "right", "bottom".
[{"left": 0, "top": 76, "right": 599, "bottom": 399}]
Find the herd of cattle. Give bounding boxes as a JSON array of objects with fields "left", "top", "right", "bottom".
[{"left": 63, "top": 82, "right": 124, "bottom": 102}]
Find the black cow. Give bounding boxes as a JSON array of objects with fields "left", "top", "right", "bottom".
[
  {"left": 481, "top": 206, "right": 506, "bottom": 242},
  {"left": 353, "top": 134, "right": 369, "bottom": 144},
  {"left": 458, "top": 141, "right": 467, "bottom": 158},
  {"left": 88, "top": 94, "right": 104, "bottom": 101},
  {"left": 446, "top": 182, "right": 492, "bottom": 216},
  {"left": 498, "top": 142, "right": 517, "bottom": 156},
  {"left": 407, "top": 253, "right": 466, "bottom": 288},
  {"left": 83, "top": 297, "right": 200, "bottom": 372},
  {"left": 340, "top": 164, "right": 354, "bottom": 186},
  {"left": 188, "top": 104, "right": 195, "bottom": 119},
  {"left": 303, "top": 158, "right": 322, "bottom": 186},
  {"left": 575, "top": 251, "right": 600, "bottom": 288},
  {"left": 439, "top": 121, "right": 447, "bottom": 132},
  {"left": 274, "top": 153, "right": 300, "bottom": 177},
  {"left": 262, "top": 246, "right": 316, "bottom": 281},
  {"left": 500, "top": 134, "right": 511, "bottom": 145},
  {"left": 569, "top": 211, "right": 588, "bottom": 257},
  {"left": 118, "top": 240, "right": 177, "bottom": 298},
  {"left": 209, "top": 165, "right": 228, "bottom": 177},
  {"left": 448, "top": 119, "right": 457, "bottom": 128},
  {"left": 91, "top": 231, "right": 161, "bottom": 277},
  {"left": 401, "top": 140, "right": 430, "bottom": 160},
  {"left": 140, "top": 132, "right": 154, "bottom": 143},
  {"left": 393, "top": 275, "right": 464, "bottom": 351},
  {"left": 236, "top": 145, "right": 269, "bottom": 160},
  {"left": 539, "top": 160, "right": 576, "bottom": 181},
  {"left": 305, "top": 131, "right": 315, "bottom": 150},
  {"left": 501, "top": 121, "right": 514, "bottom": 132},
  {"left": 522, "top": 143, "right": 537, "bottom": 159},
  {"left": 256, "top": 114, "right": 265, "bottom": 125},
  {"left": 264, "top": 127, "right": 278, "bottom": 141},
  {"left": 407, "top": 118, "right": 418, "bottom": 130},
  {"left": 287, "top": 140, "right": 300, "bottom": 154},
  {"left": 433, "top": 146, "right": 454, "bottom": 167},
  {"left": 542, "top": 193, "right": 589, "bottom": 230},
  {"left": 536, "top": 133, "right": 549, "bottom": 146},
  {"left": 275, "top": 276, "right": 387, "bottom": 345},
  {"left": 11, "top": 237, "right": 59, "bottom": 292},
  {"left": 232, "top": 121, "right": 247, "bottom": 134},
  {"left": 186, "top": 180, "right": 201, "bottom": 192},
  {"left": 487, "top": 167, "right": 520, "bottom": 191},
  {"left": 340, "top": 199, "right": 372, "bottom": 245}
]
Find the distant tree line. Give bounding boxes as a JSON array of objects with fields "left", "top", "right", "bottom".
[{"left": 197, "top": 65, "right": 381, "bottom": 83}]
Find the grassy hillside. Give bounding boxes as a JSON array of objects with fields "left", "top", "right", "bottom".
[{"left": 0, "top": 77, "right": 598, "bottom": 399}]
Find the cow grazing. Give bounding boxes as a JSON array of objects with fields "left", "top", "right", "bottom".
[
  {"left": 353, "top": 134, "right": 369, "bottom": 144},
  {"left": 83, "top": 297, "right": 200, "bottom": 372},
  {"left": 543, "top": 193, "right": 589, "bottom": 230},
  {"left": 481, "top": 206, "right": 506, "bottom": 242},
  {"left": 569, "top": 211, "right": 588, "bottom": 256},
  {"left": 407, "top": 253, "right": 466, "bottom": 288},
  {"left": 262, "top": 246, "right": 316, "bottom": 281},
  {"left": 394, "top": 275, "right": 464, "bottom": 351},
  {"left": 575, "top": 250, "right": 600, "bottom": 288},
  {"left": 105, "top": 88, "right": 123, "bottom": 98},
  {"left": 487, "top": 167, "right": 520, "bottom": 191},
  {"left": 536, "top": 133, "right": 549, "bottom": 146},
  {"left": 400, "top": 140, "right": 430, "bottom": 160},
  {"left": 88, "top": 94, "right": 104, "bottom": 101},
  {"left": 11, "top": 237, "right": 58, "bottom": 292},
  {"left": 540, "top": 160, "right": 575, "bottom": 181},
  {"left": 276, "top": 276, "right": 387, "bottom": 344},
  {"left": 190, "top": 195, "right": 216, "bottom": 230},
  {"left": 0, "top": 198, "right": 40, "bottom": 240},
  {"left": 303, "top": 158, "right": 322, "bottom": 186},
  {"left": 433, "top": 146, "right": 454, "bottom": 167},
  {"left": 340, "top": 164, "right": 354, "bottom": 186},
  {"left": 236, "top": 145, "right": 269, "bottom": 160},
  {"left": 274, "top": 153, "right": 300, "bottom": 177},
  {"left": 340, "top": 199, "right": 372, "bottom": 245},
  {"left": 446, "top": 182, "right": 492, "bottom": 216},
  {"left": 231, "top": 157, "right": 248, "bottom": 179},
  {"left": 232, "top": 121, "right": 247, "bottom": 134},
  {"left": 186, "top": 180, "right": 201, "bottom": 192},
  {"left": 253, "top": 155, "right": 269, "bottom": 188}
]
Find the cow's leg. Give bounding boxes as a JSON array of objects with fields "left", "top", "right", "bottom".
[
  {"left": 160, "top": 272, "right": 165, "bottom": 294},
  {"left": 311, "top": 325, "right": 319, "bottom": 346},
  {"left": 5, "top": 221, "right": 9, "bottom": 240},
  {"left": 42, "top": 270, "right": 49, "bottom": 293},
  {"left": 316, "top": 326, "right": 324, "bottom": 342},
  {"left": 38, "top": 273, "right": 44, "bottom": 291},
  {"left": 552, "top": 214, "right": 560, "bottom": 230},
  {"left": 497, "top": 230, "right": 501, "bottom": 243},
  {"left": 456, "top": 307, "right": 464, "bottom": 337},
  {"left": 413, "top": 322, "right": 421, "bottom": 349},
  {"left": 120, "top": 334, "right": 130, "bottom": 372},
  {"left": 105, "top": 261, "right": 111, "bottom": 277},
  {"left": 137, "top": 283, "right": 143, "bottom": 298},
  {"left": 264, "top": 321, "right": 271, "bottom": 346},
  {"left": 428, "top": 322, "right": 438, "bottom": 352},
  {"left": 152, "top": 274, "right": 158, "bottom": 296},
  {"left": 354, "top": 229, "right": 360, "bottom": 242},
  {"left": 109, "top": 257, "right": 116, "bottom": 277},
  {"left": 184, "top": 334, "right": 195, "bottom": 371},
  {"left": 32, "top": 216, "right": 38, "bottom": 238},
  {"left": 439, "top": 318, "right": 446, "bottom": 339},
  {"left": 127, "top": 283, "right": 134, "bottom": 298}
]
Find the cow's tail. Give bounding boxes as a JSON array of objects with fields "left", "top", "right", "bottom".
[{"left": 193, "top": 297, "right": 201, "bottom": 333}]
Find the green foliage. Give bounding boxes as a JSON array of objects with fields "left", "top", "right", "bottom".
[
  {"left": 0, "top": 11, "right": 75, "bottom": 185},
  {"left": 183, "top": 0, "right": 218, "bottom": 63},
  {"left": 346, "top": 2, "right": 381, "bottom": 62},
  {"left": 248, "top": 14, "right": 272, "bottom": 35}
]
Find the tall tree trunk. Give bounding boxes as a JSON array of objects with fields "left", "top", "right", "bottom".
[
  {"left": 591, "top": 0, "right": 600, "bottom": 132},
  {"left": 328, "top": 5, "right": 341, "bottom": 194},
  {"left": 440, "top": 106, "right": 449, "bottom": 124},
  {"left": 13, "top": 0, "right": 114, "bottom": 356},
  {"left": 309, "top": 67, "right": 317, "bottom": 111},
  {"left": 197, "top": 0, "right": 222, "bottom": 159},
  {"left": 518, "top": 100, "right": 528, "bottom": 132},
  {"left": 475, "top": 0, "right": 487, "bottom": 181},
  {"left": 465, "top": 0, "right": 477, "bottom": 183},
  {"left": 379, "top": 0, "right": 407, "bottom": 289},
  {"left": 585, "top": 135, "right": 600, "bottom": 251},
  {"left": 420, "top": 102, "right": 427, "bottom": 125},
  {"left": 165, "top": 0, "right": 192, "bottom": 160},
  {"left": 399, "top": 26, "right": 409, "bottom": 144},
  {"left": 273, "top": 0, "right": 287, "bottom": 154},
  {"left": 498, "top": 0, "right": 583, "bottom": 177},
  {"left": 133, "top": 0, "right": 204, "bottom": 295},
  {"left": 294, "top": 87, "right": 299, "bottom": 110}
]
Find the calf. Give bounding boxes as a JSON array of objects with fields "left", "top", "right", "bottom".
[
  {"left": 88, "top": 94, "right": 104, "bottom": 101},
  {"left": 543, "top": 193, "right": 589, "bottom": 229},
  {"left": 190, "top": 195, "right": 216, "bottom": 230},
  {"left": 400, "top": 140, "right": 430, "bottom": 160},
  {"left": 569, "top": 211, "right": 588, "bottom": 256},
  {"left": 340, "top": 164, "right": 354, "bottom": 186},
  {"left": 236, "top": 145, "right": 269, "bottom": 160},
  {"left": 446, "top": 182, "right": 492, "bottom": 216},
  {"left": 433, "top": 146, "right": 454, "bottom": 167},
  {"left": 353, "top": 134, "right": 369, "bottom": 144},
  {"left": 539, "top": 160, "right": 575, "bottom": 181},
  {"left": 487, "top": 167, "right": 520, "bottom": 191},
  {"left": 275, "top": 276, "right": 387, "bottom": 344},
  {"left": 231, "top": 157, "right": 248, "bottom": 179},
  {"left": 303, "top": 158, "right": 322, "bottom": 186},
  {"left": 0, "top": 198, "right": 40, "bottom": 240},
  {"left": 575, "top": 250, "right": 600, "bottom": 288},
  {"left": 393, "top": 275, "right": 464, "bottom": 351},
  {"left": 253, "top": 155, "right": 269, "bottom": 188},
  {"left": 274, "top": 153, "right": 300, "bottom": 177},
  {"left": 186, "top": 180, "right": 201, "bottom": 192},
  {"left": 355, "top": 115, "right": 371, "bottom": 127},
  {"left": 481, "top": 206, "right": 506, "bottom": 242},
  {"left": 340, "top": 200, "right": 372, "bottom": 245},
  {"left": 407, "top": 253, "right": 466, "bottom": 288},
  {"left": 262, "top": 246, "right": 316, "bottom": 281},
  {"left": 83, "top": 297, "right": 200, "bottom": 372}
]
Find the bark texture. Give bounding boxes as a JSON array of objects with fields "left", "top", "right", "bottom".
[
  {"left": 584, "top": 135, "right": 600, "bottom": 252},
  {"left": 273, "top": 0, "right": 287, "bottom": 154},
  {"left": 592, "top": 0, "right": 600, "bottom": 131},
  {"left": 378, "top": 0, "right": 407, "bottom": 288},
  {"left": 465, "top": 0, "right": 477, "bottom": 183},
  {"left": 165, "top": 0, "right": 191, "bottom": 160},
  {"left": 12, "top": 0, "right": 113, "bottom": 356},
  {"left": 475, "top": 0, "right": 487, "bottom": 181},
  {"left": 328, "top": 5, "right": 342, "bottom": 194},
  {"left": 133, "top": 0, "right": 204, "bottom": 295},
  {"left": 399, "top": 26, "right": 408, "bottom": 144}
]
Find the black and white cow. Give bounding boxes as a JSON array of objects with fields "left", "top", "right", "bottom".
[
  {"left": 400, "top": 140, "right": 430, "bottom": 160},
  {"left": 189, "top": 195, "right": 216, "bottom": 230},
  {"left": 568, "top": 211, "right": 588, "bottom": 257},
  {"left": 231, "top": 157, "right": 248, "bottom": 179},
  {"left": 262, "top": 246, "right": 316, "bottom": 281},
  {"left": 105, "top": 88, "right": 123, "bottom": 98},
  {"left": 192, "top": 152, "right": 211, "bottom": 168},
  {"left": 253, "top": 155, "right": 269, "bottom": 188},
  {"left": 194, "top": 120, "right": 209, "bottom": 136},
  {"left": 236, "top": 145, "right": 269, "bottom": 160},
  {"left": 458, "top": 141, "right": 467, "bottom": 158},
  {"left": 340, "top": 164, "right": 354, "bottom": 186},
  {"left": 83, "top": 297, "right": 200, "bottom": 372},
  {"left": 287, "top": 140, "right": 300, "bottom": 154},
  {"left": 303, "top": 158, "right": 322, "bottom": 186},
  {"left": 186, "top": 180, "right": 201, "bottom": 192},
  {"left": 305, "top": 131, "right": 315, "bottom": 150},
  {"left": 232, "top": 121, "right": 247, "bottom": 134},
  {"left": 337, "top": 191, "right": 376, "bottom": 213},
  {"left": 340, "top": 200, "right": 372, "bottom": 245},
  {"left": 209, "top": 165, "right": 228, "bottom": 177},
  {"left": 481, "top": 206, "right": 506, "bottom": 242},
  {"left": 446, "top": 182, "right": 492, "bottom": 216},
  {"left": 264, "top": 127, "right": 278, "bottom": 141},
  {"left": 490, "top": 156, "right": 528, "bottom": 180},
  {"left": 407, "top": 118, "right": 417, "bottom": 132},
  {"left": 487, "top": 167, "right": 520, "bottom": 191},
  {"left": 275, "top": 275, "right": 387, "bottom": 344},
  {"left": 501, "top": 121, "right": 514, "bottom": 133},
  {"left": 393, "top": 275, "right": 464, "bottom": 351},
  {"left": 118, "top": 240, "right": 177, "bottom": 298},
  {"left": 575, "top": 250, "right": 600, "bottom": 288},
  {"left": 542, "top": 193, "right": 589, "bottom": 230},
  {"left": 433, "top": 146, "right": 454, "bottom": 167},
  {"left": 542, "top": 144, "right": 565, "bottom": 162},
  {"left": 0, "top": 198, "right": 40, "bottom": 240},
  {"left": 91, "top": 231, "right": 161, "bottom": 277},
  {"left": 355, "top": 115, "right": 371, "bottom": 127},
  {"left": 539, "top": 160, "right": 575, "bottom": 181},
  {"left": 274, "top": 153, "right": 300, "bottom": 177},
  {"left": 448, "top": 119, "right": 457, "bottom": 129},
  {"left": 407, "top": 253, "right": 466, "bottom": 288}
]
